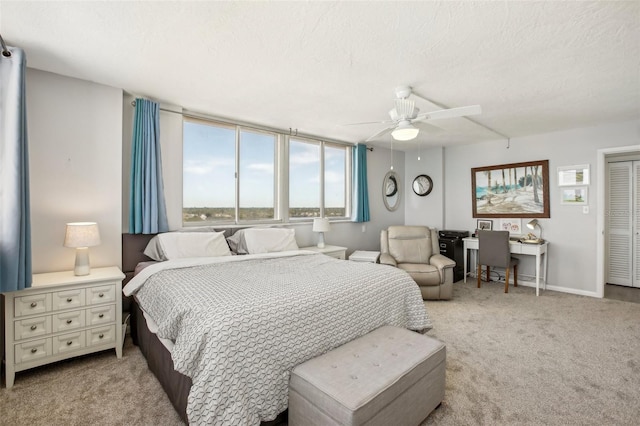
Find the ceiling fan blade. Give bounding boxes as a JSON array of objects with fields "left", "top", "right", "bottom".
[
  {"left": 413, "top": 105, "right": 482, "bottom": 122},
  {"left": 365, "top": 126, "right": 395, "bottom": 142},
  {"left": 343, "top": 119, "right": 393, "bottom": 126}
]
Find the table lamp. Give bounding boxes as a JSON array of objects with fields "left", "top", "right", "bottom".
[
  {"left": 64, "top": 222, "right": 101, "bottom": 275},
  {"left": 526, "top": 219, "right": 543, "bottom": 242},
  {"left": 312, "top": 217, "right": 331, "bottom": 248}
]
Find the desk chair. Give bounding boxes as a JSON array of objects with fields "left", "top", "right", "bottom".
[{"left": 477, "top": 230, "right": 519, "bottom": 293}]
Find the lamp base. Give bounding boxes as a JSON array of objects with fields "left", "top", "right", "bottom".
[
  {"left": 74, "top": 247, "right": 91, "bottom": 276},
  {"left": 317, "top": 232, "right": 326, "bottom": 249}
]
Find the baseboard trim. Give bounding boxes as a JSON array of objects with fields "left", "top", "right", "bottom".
[{"left": 515, "top": 281, "right": 599, "bottom": 298}]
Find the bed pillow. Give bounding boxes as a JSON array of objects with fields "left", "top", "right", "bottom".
[
  {"left": 226, "top": 230, "right": 248, "bottom": 254},
  {"left": 242, "top": 228, "right": 299, "bottom": 254},
  {"left": 143, "top": 231, "right": 231, "bottom": 261}
]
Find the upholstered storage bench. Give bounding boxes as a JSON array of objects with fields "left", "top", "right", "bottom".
[{"left": 289, "top": 326, "right": 446, "bottom": 426}]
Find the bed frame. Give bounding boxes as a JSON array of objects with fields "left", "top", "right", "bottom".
[{"left": 122, "top": 232, "right": 286, "bottom": 425}]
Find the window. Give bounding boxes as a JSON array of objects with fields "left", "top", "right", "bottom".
[
  {"left": 289, "top": 138, "right": 349, "bottom": 219},
  {"left": 183, "top": 120, "right": 236, "bottom": 223},
  {"left": 183, "top": 118, "right": 349, "bottom": 225}
]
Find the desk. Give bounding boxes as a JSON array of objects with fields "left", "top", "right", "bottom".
[{"left": 463, "top": 237, "right": 549, "bottom": 296}]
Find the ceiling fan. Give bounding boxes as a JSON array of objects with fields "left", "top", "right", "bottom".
[{"left": 347, "top": 86, "right": 482, "bottom": 142}]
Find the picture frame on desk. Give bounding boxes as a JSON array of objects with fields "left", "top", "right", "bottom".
[
  {"left": 477, "top": 219, "right": 493, "bottom": 230},
  {"left": 499, "top": 218, "right": 522, "bottom": 234},
  {"left": 471, "top": 160, "right": 550, "bottom": 218}
]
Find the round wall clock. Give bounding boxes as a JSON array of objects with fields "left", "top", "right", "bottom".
[{"left": 412, "top": 174, "right": 433, "bottom": 196}]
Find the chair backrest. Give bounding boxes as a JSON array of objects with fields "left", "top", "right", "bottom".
[
  {"left": 478, "top": 230, "right": 511, "bottom": 268},
  {"left": 383, "top": 226, "right": 438, "bottom": 264}
]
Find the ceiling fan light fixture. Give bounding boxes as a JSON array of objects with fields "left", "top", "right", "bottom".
[{"left": 391, "top": 122, "right": 419, "bottom": 141}]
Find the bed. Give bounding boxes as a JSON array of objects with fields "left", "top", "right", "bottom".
[{"left": 121, "top": 230, "right": 432, "bottom": 425}]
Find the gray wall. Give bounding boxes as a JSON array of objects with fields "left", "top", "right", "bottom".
[
  {"left": 26, "top": 68, "right": 640, "bottom": 297},
  {"left": 27, "top": 69, "right": 123, "bottom": 273},
  {"left": 442, "top": 120, "right": 640, "bottom": 296}
]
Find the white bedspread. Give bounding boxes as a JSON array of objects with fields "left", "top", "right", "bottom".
[{"left": 124, "top": 251, "right": 431, "bottom": 425}]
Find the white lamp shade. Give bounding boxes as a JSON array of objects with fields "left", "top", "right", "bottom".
[
  {"left": 64, "top": 222, "right": 101, "bottom": 248},
  {"left": 312, "top": 217, "right": 331, "bottom": 233},
  {"left": 391, "top": 122, "right": 419, "bottom": 141}
]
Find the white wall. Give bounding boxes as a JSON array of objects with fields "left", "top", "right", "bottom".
[
  {"left": 442, "top": 120, "right": 640, "bottom": 295},
  {"left": 27, "top": 69, "right": 123, "bottom": 273},
  {"left": 404, "top": 146, "right": 445, "bottom": 229}
]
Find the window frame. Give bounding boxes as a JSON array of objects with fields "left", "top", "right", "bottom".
[{"left": 182, "top": 116, "right": 351, "bottom": 227}]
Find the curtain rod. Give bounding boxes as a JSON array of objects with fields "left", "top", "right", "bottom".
[
  {"left": 130, "top": 99, "right": 371, "bottom": 150},
  {"left": 0, "top": 33, "right": 12, "bottom": 57}
]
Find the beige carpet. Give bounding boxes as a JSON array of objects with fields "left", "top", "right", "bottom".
[{"left": 1, "top": 281, "right": 639, "bottom": 425}]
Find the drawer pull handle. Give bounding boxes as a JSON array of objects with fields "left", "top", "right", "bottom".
[
  {"left": 30, "top": 302, "right": 37, "bottom": 308},
  {"left": 66, "top": 297, "right": 73, "bottom": 303},
  {"left": 98, "top": 293, "right": 104, "bottom": 298},
  {"left": 66, "top": 341, "right": 73, "bottom": 346},
  {"left": 30, "top": 325, "right": 37, "bottom": 331},
  {"left": 66, "top": 319, "right": 73, "bottom": 324},
  {"left": 98, "top": 314, "right": 104, "bottom": 318},
  {"left": 99, "top": 333, "right": 104, "bottom": 339},
  {"left": 30, "top": 348, "right": 37, "bottom": 354}
]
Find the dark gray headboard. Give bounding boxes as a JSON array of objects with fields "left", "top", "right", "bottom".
[
  {"left": 121, "top": 228, "right": 246, "bottom": 285},
  {"left": 122, "top": 233, "right": 156, "bottom": 285}
]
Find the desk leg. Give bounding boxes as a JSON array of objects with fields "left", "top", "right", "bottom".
[
  {"left": 535, "top": 253, "right": 541, "bottom": 296},
  {"left": 463, "top": 247, "right": 468, "bottom": 283},
  {"left": 543, "top": 250, "right": 548, "bottom": 290}
]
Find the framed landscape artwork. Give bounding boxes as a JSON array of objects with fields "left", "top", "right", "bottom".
[{"left": 471, "top": 160, "right": 550, "bottom": 218}]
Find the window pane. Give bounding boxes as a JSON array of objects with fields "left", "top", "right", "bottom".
[
  {"left": 325, "top": 144, "right": 346, "bottom": 217},
  {"left": 183, "top": 121, "right": 235, "bottom": 223},
  {"left": 239, "top": 130, "right": 276, "bottom": 220},
  {"left": 289, "top": 139, "right": 320, "bottom": 218}
]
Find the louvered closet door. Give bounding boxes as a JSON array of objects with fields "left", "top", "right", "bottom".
[{"left": 607, "top": 162, "right": 632, "bottom": 286}]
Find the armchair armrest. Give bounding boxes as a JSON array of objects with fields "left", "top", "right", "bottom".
[
  {"left": 379, "top": 253, "right": 397, "bottom": 267},
  {"left": 430, "top": 254, "right": 456, "bottom": 270}
]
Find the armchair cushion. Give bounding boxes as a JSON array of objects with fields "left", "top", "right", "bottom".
[
  {"left": 397, "top": 263, "right": 441, "bottom": 286},
  {"left": 387, "top": 226, "right": 433, "bottom": 264}
]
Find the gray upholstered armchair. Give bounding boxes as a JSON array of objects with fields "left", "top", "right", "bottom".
[{"left": 380, "top": 226, "right": 456, "bottom": 300}]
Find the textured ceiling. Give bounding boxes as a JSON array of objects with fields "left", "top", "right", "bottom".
[{"left": 1, "top": 1, "right": 639, "bottom": 150}]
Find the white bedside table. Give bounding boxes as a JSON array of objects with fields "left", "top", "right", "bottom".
[
  {"left": 301, "top": 245, "right": 347, "bottom": 260},
  {"left": 2, "top": 266, "right": 124, "bottom": 389}
]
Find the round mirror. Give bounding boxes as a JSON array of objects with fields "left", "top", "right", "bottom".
[{"left": 383, "top": 170, "right": 401, "bottom": 211}]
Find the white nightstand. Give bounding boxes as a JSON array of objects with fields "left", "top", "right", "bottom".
[
  {"left": 301, "top": 245, "right": 347, "bottom": 260},
  {"left": 2, "top": 266, "right": 124, "bottom": 389}
]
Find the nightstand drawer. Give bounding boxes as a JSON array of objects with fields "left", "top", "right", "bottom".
[
  {"left": 88, "top": 325, "right": 116, "bottom": 346},
  {"left": 53, "top": 331, "right": 86, "bottom": 355},
  {"left": 15, "top": 338, "right": 52, "bottom": 364},
  {"left": 52, "top": 288, "right": 85, "bottom": 311},
  {"left": 14, "top": 316, "right": 52, "bottom": 340},
  {"left": 53, "top": 310, "right": 85, "bottom": 332},
  {"left": 86, "top": 284, "right": 115, "bottom": 305},
  {"left": 14, "top": 294, "right": 51, "bottom": 317},
  {"left": 87, "top": 305, "right": 115, "bottom": 326}
]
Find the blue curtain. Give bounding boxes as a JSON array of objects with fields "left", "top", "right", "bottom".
[
  {"left": 352, "top": 144, "right": 370, "bottom": 222},
  {"left": 0, "top": 46, "right": 32, "bottom": 292},
  {"left": 129, "top": 98, "right": 169, "bottom": 234}
]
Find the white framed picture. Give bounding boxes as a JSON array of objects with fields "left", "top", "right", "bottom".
[
  {"left": 560, "top": 186, "right": 588, "bottom": 205},
  {"left": 557, "top": 164, "right": 590, "bottom": 186},
  {"left": 499, "top": 219, "right": 522, "bottom": 234}
]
